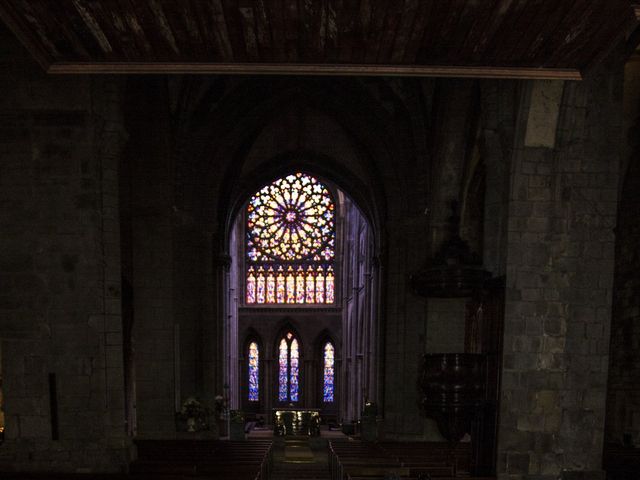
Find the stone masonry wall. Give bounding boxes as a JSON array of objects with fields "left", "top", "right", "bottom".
[
  {"left": 0, "top": 28, "right": 129, "bottom": 472},
  {"left": 604, "top": 61, "right": 640, "bottom": 447},
  {"left": 124, "top": 79, "right": 178, "bottom": 438},
  {"left": 498, "top": 63, "right": 623, "bottom": 479},
  {"left": 605, "top": 145, "right": 640, "bottom": 447}
]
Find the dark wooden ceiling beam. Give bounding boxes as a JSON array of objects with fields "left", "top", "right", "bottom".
[
  {"left": 1, "top": 0, "right": 636, "bottom": 80},
  {"left": 0, "top": 1, "right": 52, "bottom": 70},
  {"left": 45, "top": 61, "right": 582, "bottom": 80}
]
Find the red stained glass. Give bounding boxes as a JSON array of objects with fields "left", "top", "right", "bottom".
[
  {"left": 316, "top": 267, "right": 325, "bottom": 303},
  {"left": 257, "top": 267, "right": 266, "bottom": 304},
  {"left": 247, "top": 269, "right": 256, "bottom": 304},
  {"left": 296, "top": 267, "right": 305, "bottom": 303},
  {"left": 266, "top": 268, "right": 275, "bottom": 304},
  {"left": 305, "top": 267, "right": 315, "bottom": 303},
  {"left": 326, "top": 269, "right": 335, "bottom": 304},
  {"left": 245, "top": 173, "right": 336, "bottom": 304},
  {"left": 276, "top": 268, "right": 285, "bottom": 303},
  {"left": 286, "top": 268, "right": 295, "bottom": 303}
]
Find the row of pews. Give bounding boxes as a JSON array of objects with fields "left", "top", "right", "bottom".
[
  {"left": 131, "top": 439, "right": 273, "bottom": 480},
  {"left": 328, "top": 440, "right": 493, "bottom": 480}
]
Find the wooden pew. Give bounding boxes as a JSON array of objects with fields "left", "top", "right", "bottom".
[
  {"left": 132, "top": 439, "right": 273, "bottom": 480},
  {"left": 329, "top": 440, "right": 477, "bottom": 480}
]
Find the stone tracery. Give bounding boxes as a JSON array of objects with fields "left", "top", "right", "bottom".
[{"left": 246, "top": 173, "right": 335, "bottom": 304}]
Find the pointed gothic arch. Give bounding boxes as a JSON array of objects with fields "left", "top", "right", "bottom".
[{"left": 274, "top": 325, "right": 304, "bottom": 405}]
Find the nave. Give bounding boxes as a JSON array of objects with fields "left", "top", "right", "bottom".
[{"left": 0, "top": 435, "right": 495, "bottom": 480}]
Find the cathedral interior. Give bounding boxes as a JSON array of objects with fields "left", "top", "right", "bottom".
[{"left": 1, "top": 1, "right": 640, "bottom": 480}]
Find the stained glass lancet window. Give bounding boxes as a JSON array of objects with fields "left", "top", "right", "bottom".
[
  {"left": 290, "top": 338, "right": 300, "bottom": 402},
  {"left": 278, "top": 338, "right": 288, "bottom": 401},
  {"left": 278, "top": 332, "right": 301, "bottom": 403},
  {"left": 323, "top": 342, "right": 335, "bottom": 403},
  {"left": 246, "top": 173, "right": 336, "bottom": 304},
  {"left": 248, "top": 342, "right": 259, "bottom": 402}
]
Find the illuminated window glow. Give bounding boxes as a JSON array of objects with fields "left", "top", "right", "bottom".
[
  {"left": 246, "top": 173, "right": 336, "bottom": 304},
  {"left": 248, "top": 342, "right": 259, "bottom": 402},
  {"left": 278, "top": 339, "right": 288, "bottom": 402},
  {"left": 278, "top": 333, "right": 301, "bottom": 403},
  {"left": 323, "top": 342, "right": 335, "bottom": 403}
]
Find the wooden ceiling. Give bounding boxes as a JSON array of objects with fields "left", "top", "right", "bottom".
[{"left": 0, "top": 0, "right": 637, "bottom": 79}]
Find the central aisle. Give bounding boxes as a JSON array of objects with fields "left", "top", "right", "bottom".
[{"left": 271, "top": 437, "right": 331, "bottom": 480}]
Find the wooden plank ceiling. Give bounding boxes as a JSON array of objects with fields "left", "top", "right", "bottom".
[{"left": 0, "top": 0, "right": 637, "bottom": 79}]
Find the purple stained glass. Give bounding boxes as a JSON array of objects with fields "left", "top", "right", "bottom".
[
  {"left": 326, "top": 269, "right": 335, "bottom": 303},
  {"left": 278, "top": 339, "right": 288, "bottom": 402},
  {"left": 316, "top": 267, "right": 325, "bottom": 303},
  {"left": 246, "top": 173, "right": 335, "bottom": 262},
  {"left": 248, "top": 342, "right": 259, "bottom": 402},
  {"left": 305, "top": 267, "right": 315, "bottom": 303},
  {"left": 296, "top": 268, "right": 305, "bottom": 303},
  {"left": 245, "top": 173, "right": 336, "bottom": 304},
  {"left": 290, "top": 338, "right": 299, "bottom": 402},
  {"left": 286, "top": 269, "right": 295, "bottom": 303},
  {"left": 246, "top": 269, "right": 256, "bottom": 304},
  {"left": 266, "top": 269, "right": 275, "bottom": 303},
  {"left": 276, "top": 269, "right": 285, "bottom": 303},
  {"left": 257, "top": 268, "right": 265, "bottom": 303},
  {"left": 323, "top": 342, "right": 335, "bottom": 403}
]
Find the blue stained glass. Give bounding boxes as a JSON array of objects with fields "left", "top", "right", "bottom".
[
  {"left": 323, "top": 342, "right": 335, "bottom": 403},
  {"left": 245, "top": 173, "right": 336, "bottom": 304},
  {"left": 278, "top": 339, "right": 288, "bottom": 402},
  {"left": 248, "top": 342, "right": 259, "bottom": 402},
  {"left": 290, "top": 338, "right": 299, "bottom": 402},
  {"left": 278, "top": 333, "right": 301, "bottom": 403}
]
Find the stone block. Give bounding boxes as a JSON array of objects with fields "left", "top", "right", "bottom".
[
  {"left": 507, "top": 452, "right": 531, "bottom": 474},
  {"left": 560, "top": 471, "right": 606, "bottom": 480},
  {"left": 19, "top": 415, "right": 50, "bottom": 439},
  {"left": 543, "top": 317, "right": 566, "bottom": 336},
  {"left": 543, "top": 336, "right": 566, "bottom": 354}
]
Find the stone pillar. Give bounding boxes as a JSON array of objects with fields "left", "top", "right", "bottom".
[
  {"left": 91, "top": 77, "right": 131, "bottom": 463},
  {"left": 498, "top": 66, "right": 622, "bottom": 480},
  {"left": 0, "top": 64, "right": 131, "bottom": 470},
  {"left": 213, "top": 253, "right": 231, "bottom": 405}
]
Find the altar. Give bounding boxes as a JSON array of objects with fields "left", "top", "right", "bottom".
[{"left": 273, "top": 408, "right": 321, "bottom": 436}]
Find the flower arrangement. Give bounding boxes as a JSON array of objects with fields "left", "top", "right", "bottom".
[
  {"left": 229, "top": 409, "right": 245, "bottom": 424},
  {"left": 177, "top": 397, "right": 212, "bottom": 432}
]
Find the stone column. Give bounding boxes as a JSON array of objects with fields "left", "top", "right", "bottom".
[
  {"left": 498, "top": 66, "right": 622, "bottom": 480},
  {"left": 91, "top": 77, "right": 131, "bottom": 462}
]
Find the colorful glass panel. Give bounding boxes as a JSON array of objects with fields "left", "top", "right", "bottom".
[
  {"left": 323, "top": 342, "right": 335, "bottom": 402},
  {"left": 278, "top": 339, "right": 288, "bottom": 402},
  {"left": 276, "top": 268, "right": 285, "bottom": 303},
  {"left": 246, "top": 173, "right": 336, "bottom": 304},
  {"left": 326, "top": 269, "right": 335, "bottom": 304},
  {"left": 305, "top": 267, "right": 315, "bottom": 303},
  {"left": 248, "top": 342, "right": 259, "bottom": 402},
  {"left": 246, "top": 269, "right": 256, "bottom": 304},
  {"left": 290, "top": 338, "right": 300, "bottom": 402},
  {"left": 296, "top": 267, "right": 305, "bottom": 303},
  {"left": 286, "top": 268, "right": 295, "bottom": 303},
  {"left": 257, "top": 267, "right": 265, "bottom": 304},
  {"left": 266, "top": 268, "right": 275, "bottom": 303},
  {"left": 316, "top": 267, "right": 325, "bottom": 303}
]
